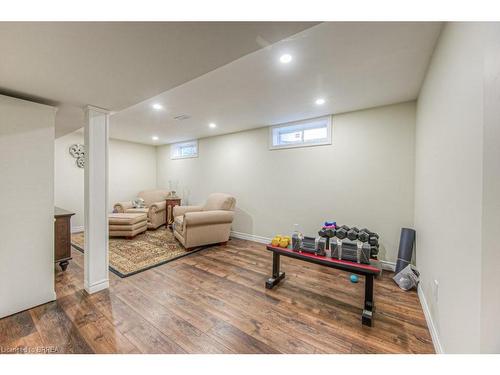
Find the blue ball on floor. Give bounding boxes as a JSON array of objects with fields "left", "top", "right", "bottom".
[{"left": 350, "top": 274, "right": 359, "bottom": 283}]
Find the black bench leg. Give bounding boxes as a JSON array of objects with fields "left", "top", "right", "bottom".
[
  {"left": 362, "top": 274, "right": 375, "bottom": 326},
  {"left": 266, "top": 252, "right": 285, "bottom": 289}
]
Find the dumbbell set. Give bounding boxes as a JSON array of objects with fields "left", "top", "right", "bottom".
[
  {"left": 290, "top": 223, "right": 380, "bottom": 264},
  {"left": 317, "top": 224, "right": 380, "bottom": 263},
  {"left": 290, "top": 222, "right": 379, "bottom": 264}
]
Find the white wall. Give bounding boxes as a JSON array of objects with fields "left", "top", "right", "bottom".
[
  {"left": 55, "top": 131, "right": 157, "bottom": 230},
  {"left": 415, "top": 22, "right": 500, "bottom": 353},
  {"left": 109, "top": 138, "right": 158, "bottom": 211},
  {"left": 54, "top": 131, "right": 86, "bottom": 229},
  {"left": 157, "top": 102, "right": 416, "bottom": 263},
  {"left": 480, "top": 23, "right": 500, "bottom": 354},
  {"left": 0, "top": 95, "right": 56, "bottom": 318}
]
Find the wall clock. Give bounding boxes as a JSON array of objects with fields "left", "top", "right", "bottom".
[{"left": 69, "top": 144, "right": 85, "bottom": 168}]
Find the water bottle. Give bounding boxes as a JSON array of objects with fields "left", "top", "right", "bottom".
[{"left": 292, "top": 223, "right": 302, "bottom": 251}]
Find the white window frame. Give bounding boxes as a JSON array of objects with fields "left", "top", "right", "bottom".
[
  {"left": 268, "top": 116, "right": 333, "bottom": 150},
  {"left": 170, "top": 140, "right": 199, "bottom": 160}
]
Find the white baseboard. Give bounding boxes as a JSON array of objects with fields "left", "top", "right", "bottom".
[
  {"left": 230, "top": 231, "right": 271, "bottom": 244},
  {"left": 84, "top": 278, "right": 109, "bottom": 294},
  {"left": 380, "top": 260, "right": 396, "bottom": 271},
  {"left": 71, "top": 226, "right": 84, "bottom": 233},
  {"left": 418, "top": 284, "right": 443, "bottom": 354}
]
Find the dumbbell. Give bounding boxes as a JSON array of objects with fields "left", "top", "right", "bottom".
[
  {"left": 318, "top": 227, "right": 336, "bottom": 238},
  {"left": 358, "top": 230, "right": 370, "bottom": 243},
  {"left": 347, "top": 228, "right": 359, "bottom": 241},
  {"left": 335, "top": 226, "right": 348, "bottom": 240},
  {"left": 359, "top": 228, "right": 379, "bottom": 245},
  {"left": 359, "top": 228, "right": 379, "bottom": 239},
  {"left": 318, "top": 227, "right": 335, "bottom": 249}
]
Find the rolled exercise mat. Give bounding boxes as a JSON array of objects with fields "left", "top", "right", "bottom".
[{"left": 395, "top": 228, "right": 416, "bottom": 274}]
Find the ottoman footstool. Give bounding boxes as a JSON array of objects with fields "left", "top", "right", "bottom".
[{"left": 109, "top": 213, "right": 148, "bottom": 238}]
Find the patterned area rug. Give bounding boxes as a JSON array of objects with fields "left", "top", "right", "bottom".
[{"left": 71, "top": 227, "right": 205, "bottom": 278}]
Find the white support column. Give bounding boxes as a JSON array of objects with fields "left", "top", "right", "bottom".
[{"left": 84, "top": 106, "right": 110, "bottom": 294}]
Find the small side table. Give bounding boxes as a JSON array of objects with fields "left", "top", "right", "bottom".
[{"left": 165, "top": 198, "right": 181, "bottom": 228}]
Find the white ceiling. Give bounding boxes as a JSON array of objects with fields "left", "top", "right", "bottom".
[
  {"left": 110, "top": 22, "right": 442, "bottom": 145},
  {"left": 0, "top": 22, "right": 317, "bottom": 137}
]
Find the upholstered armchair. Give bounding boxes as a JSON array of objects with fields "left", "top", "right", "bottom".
[
  {"left": 114, "top": 189, "right": 169, "bottom": 229},
  {"left": 173, "top": 193, "right": 236, "bottom": 249}
]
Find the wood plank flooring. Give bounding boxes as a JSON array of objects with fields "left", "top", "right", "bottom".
[{"left": 0, "top": 238, "right": 434, "bottom": 354}]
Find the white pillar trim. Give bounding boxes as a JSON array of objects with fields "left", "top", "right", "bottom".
[
  {"left": 86, "top": 105, "right": 110, "bottom": 114},
  {"left": 84, "top": 105, "right": 110, "bottom": 294}
]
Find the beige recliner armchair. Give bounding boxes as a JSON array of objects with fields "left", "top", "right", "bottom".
[
  {"left": 173, "top": 193, "right": 236, "bottom": 249},
  {"left": 114, "top": 189, "right": 169, "bottom": 229}
]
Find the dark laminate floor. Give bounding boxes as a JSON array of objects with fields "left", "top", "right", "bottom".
[{"left": 0, "top": 238, "right": 434, "bottom": 354}]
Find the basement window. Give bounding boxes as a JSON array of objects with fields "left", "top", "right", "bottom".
[
  {"left": 269, "top": 116, "right": 332, "bottom": 150},
  {"left": 170, "top": 140, "right": 198, "bottom": 159}
]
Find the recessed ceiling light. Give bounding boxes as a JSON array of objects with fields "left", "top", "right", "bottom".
[
  {"left": 315, "top": 98, "right": 326, "bottom": 105},
  {"left": 209, "top": 123, "right": 217, "bottom": 129},
  {"left": 152, "top": 104, "right": 163, "bottom": 110},
  {"left": 152, "top": 136, "right": 159, "bottom": 141},
  {"left": 279, "top": 54, "right": 292, "bottom": 64}
]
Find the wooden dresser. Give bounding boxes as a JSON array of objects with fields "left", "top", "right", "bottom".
[{"left": 54, "top": 207, "right": 75, "bottom": 271}]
